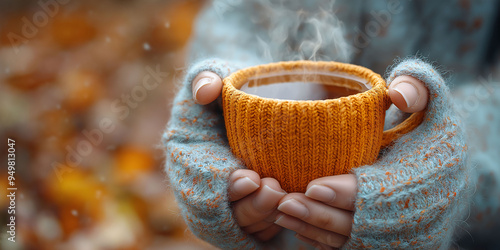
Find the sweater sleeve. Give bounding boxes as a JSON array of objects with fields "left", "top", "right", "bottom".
[
  {"left": 342, "top": 59, "right": 472, "bottom": 249},
  {"left": 161, "top": 2, "right": 273, "bottom": 248},
  {"left": 162, "top": 58, "right": 263, "bottom": 249}
]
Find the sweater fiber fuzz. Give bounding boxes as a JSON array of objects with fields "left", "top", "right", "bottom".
[
  {"left": 163, "top": 59, "right": 473, "bottom": 249},
  {"left": 163, "top": 1, "right": 500, "bottom": 249}
]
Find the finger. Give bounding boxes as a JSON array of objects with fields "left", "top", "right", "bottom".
[
  {"left": 241, "top": 210, "right": 280, "bottom": 234},
  {"left": 305, "top": 174, "right": 357, "bottom": 211},
  {"left": 277, "top": 193, "right": 353, "bottom": 236},
  {"left": 388, "top": 75, "right": 429, "bottom": 113},
  {"left": 295, "top": 234, "right": 333, "bottom": 250},
  {"left": 275, "top": 214, "right": 348, "bottom": 248},
  {"left": 192, "top": 71, "right": 222, "bottom": 105},
  {"left": 228, "top": 169, "right": 261, "bottom": 202},
  {"left": 253, "top": 224, "right": 283, "bottom": 242},
  {"left": 233, "top": 178, "right": 286, "bottom": 227},
  {"left": 242, "top": 220, "right": 273, "bottom": 234}
]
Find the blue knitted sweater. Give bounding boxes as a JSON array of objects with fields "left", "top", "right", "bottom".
[{"left": 163, "top": 1, "right": 500, "bottom": 249}]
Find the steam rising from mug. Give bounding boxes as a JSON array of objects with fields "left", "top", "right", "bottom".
[
  {"left": 249, "top": 0, "right": 352, "bottom": 63},
  {"left": 210, "top": 0, "right": 354, "bottom": 99}
]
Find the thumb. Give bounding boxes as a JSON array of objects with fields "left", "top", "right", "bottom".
[
  {"left": 228, "top": 169, "right": 261, "bottom": 201},
  {"left": 192, "top": 71, "right": 223, "bottom": 105},
  {"left": 305, "top": 174, "right": 357, "bottom": 211},
  {"left": 388, "top": 75, "right": 429, "bottom": 113}
]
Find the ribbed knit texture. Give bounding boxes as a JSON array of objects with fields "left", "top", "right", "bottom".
[
  {"left": 163, "top": 59, "right": 311, "bottom": 249},
  {"left": 163, "top": 59, "right": 257, "bottom": 249},
  {"left": 163, "top": 1, "right": 500, "bottom": 249},
  {"left": 343, "top": 59, "right": 471, "bottom": 249},
  {"left": 222, "top": 60, "right": 424, "bottom": 192}
]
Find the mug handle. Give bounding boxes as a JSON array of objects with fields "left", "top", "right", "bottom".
[{"left": 380, "top": 111, "right": 425, "bottom": 148}]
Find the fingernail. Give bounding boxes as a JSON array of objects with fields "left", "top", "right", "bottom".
[
  {"left": 393, "top": 82, "right": 419, "bottom": 108},
  {"left": 193, "top": 77, "right": 212, "bottom": 101},
  {"left": 274, "top": 214, "right": 298, "bottom": 230},
  {"left": 274, "top": 214, "right": 285, "bottom": 224},
  {"left": 232, "top": 177, "right": 259, "bottom": 195},
  {"left": 305, "top": 185, "right": 336, "bottom": 203},
  {"left": 253, "top": 185, "right": 286, "bottom": 212},
  {"left": 277, "top": 199, "right": 309, "bottom": 218}
]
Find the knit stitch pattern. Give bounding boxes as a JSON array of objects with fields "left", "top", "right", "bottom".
[
  {"left": 222, "top": 60, "right": 423, "bottom": 192},
  {"left": 162, "top": 59, "right": 261, "bottom": 249},
  {"left": 163, "top": 1, "right": 499, "bottom": 248},
  {"left": 344, "top": 59, "right": 471, "bottom": 249},
  {"left": 163, "top": 58, "right": 313, "bottom": 249}
]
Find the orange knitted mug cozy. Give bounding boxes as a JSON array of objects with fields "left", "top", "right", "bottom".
[{"left": 222, "top": 61, "right": 424, "bottom": 192}]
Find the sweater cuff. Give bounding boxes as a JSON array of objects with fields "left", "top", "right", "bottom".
[
  {"left": 343, "top": 59, "right": 471, "bottom": 249},
  {"left": 163, "top": 59, "right": 260, "bottom": 249},
  {"left": 185, "top": 58, "right": 242, "bottom": 87},
  {"left": 385, "top": 58, "right": 453, "bottom": 118}
]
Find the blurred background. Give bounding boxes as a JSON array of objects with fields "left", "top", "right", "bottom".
[{"left": 0, "top": 0, "right": 217, "bottom": 249}]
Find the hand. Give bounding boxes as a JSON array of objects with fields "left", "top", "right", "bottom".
[
  {"left": 195, "top": 72, "right": 428, "bottom": 246},
  {"left": 228, "top": 169, "right": 286, "bottom": 241},
  {"left": 275, "top": 174, "right": 357, "bottom": 249},
  {"left": 192, "top": 71, "right": 428, "bottom": 113}
]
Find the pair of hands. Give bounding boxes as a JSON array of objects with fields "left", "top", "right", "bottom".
[{"left": 192, "top": 71, "right": 429, "bottom": 249}]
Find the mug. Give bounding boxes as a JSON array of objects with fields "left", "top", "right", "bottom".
[{"left": 222, "top": 61, "right": 424, "bottom": 192}]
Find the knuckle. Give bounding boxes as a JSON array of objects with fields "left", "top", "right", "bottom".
[
  {"left": 263, "top": 210, "right": 280, "bottom": 223},
  {"left": 318, "top": 233, "right": 343, "bottom": 248},
  {"left": 316, "top": 214, "right": 336, "bottom": 230},
  {"left": 230, "top": 169, "right": 244, "bottom": 178},
  {"left": 295, "top": 220, "right": 308, "bottom": 233},
  {"left": 235, "top": 202, "right": 257, "bottom": 226}
]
